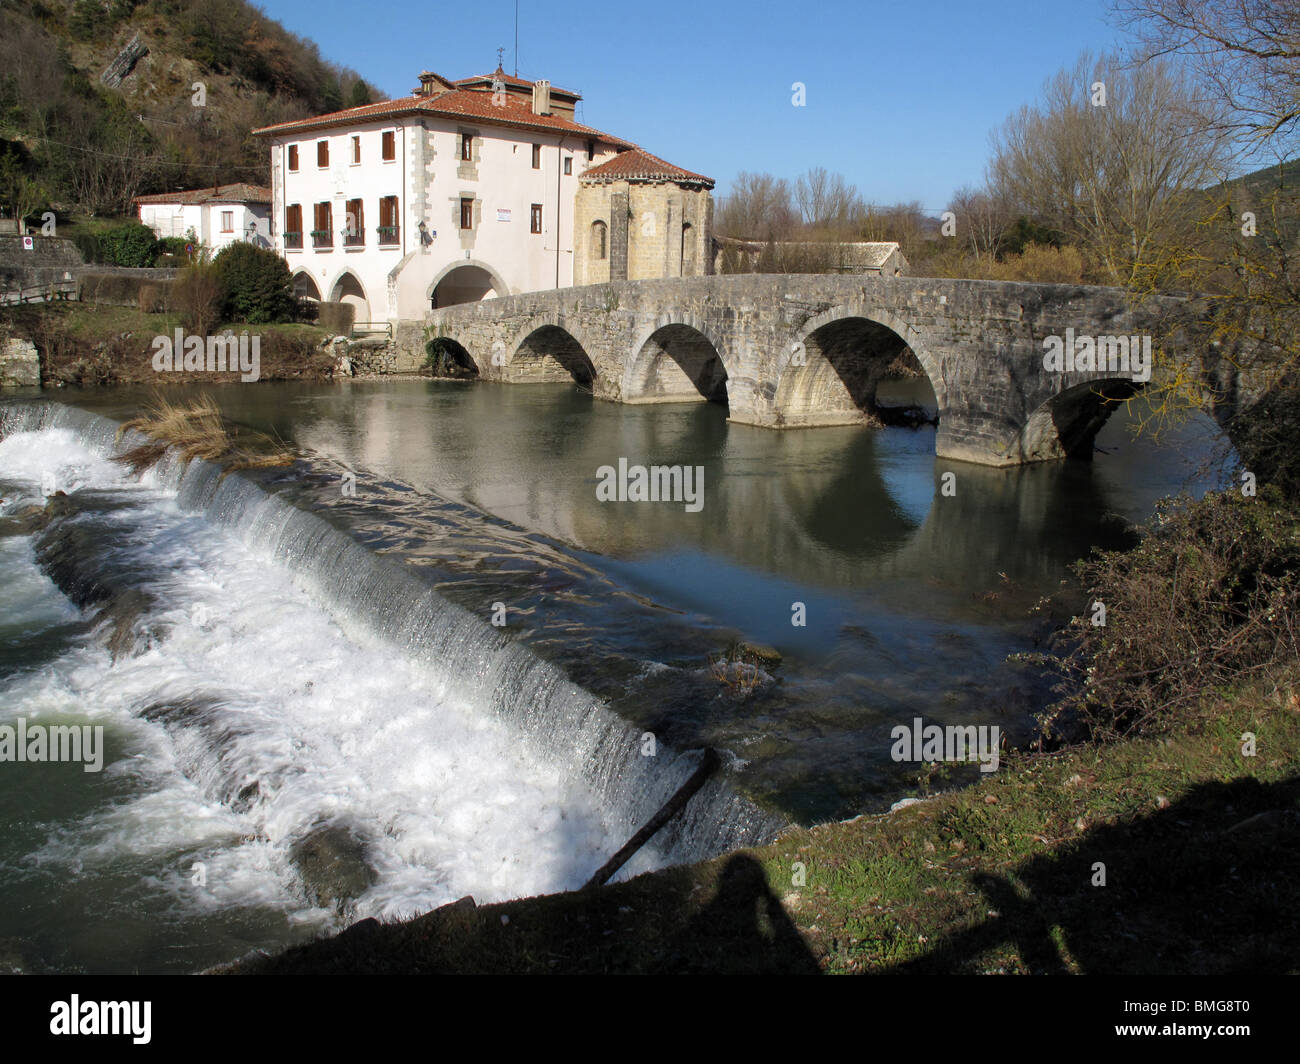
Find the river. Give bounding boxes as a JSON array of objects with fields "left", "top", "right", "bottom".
[{"left": 0, "top": 379, "right": 1224, "bottom": 972}]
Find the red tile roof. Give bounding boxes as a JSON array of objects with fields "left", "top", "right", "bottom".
[
  {"left": 251, "top": 88, "right": 631, "bottom": 148},
  {"left": 580, "top": 147, "right": 713, "bottom": 188},
  {"left": 134, "top": 183, "right": 271, "bottom": 205}
]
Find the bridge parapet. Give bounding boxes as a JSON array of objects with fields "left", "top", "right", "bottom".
[{"left": 412, "top": 274, "right": 1250, "bottom": 466}]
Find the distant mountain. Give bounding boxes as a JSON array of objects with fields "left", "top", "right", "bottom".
[
  {"left": 0, "top": 0, "right": 375, "bottom": 216},
  {"left": 1214, "top": 157, "right": 1300, "bottom": 244}
]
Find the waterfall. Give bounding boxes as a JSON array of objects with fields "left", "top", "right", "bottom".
[{"left": 1, "top": 399, "right": 786, "bottom": 874}]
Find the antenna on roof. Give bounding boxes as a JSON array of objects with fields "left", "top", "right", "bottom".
[{"left": 514, "top": 0, "right": 519, "bottom": 77}]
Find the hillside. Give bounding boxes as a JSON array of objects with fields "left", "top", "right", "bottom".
[
  {"left": 0, "top": 0, "right": 375, "bottom": 217},
  {"left": 1214, "top": 156, "right": 1300, "bottom": 245}
]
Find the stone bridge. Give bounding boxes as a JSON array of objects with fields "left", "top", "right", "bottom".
[{"left": 396, "top": 274, "right": 1246, "bottom": 467}]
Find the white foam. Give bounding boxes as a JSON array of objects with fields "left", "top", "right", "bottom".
[{"left": 0, "top": 428, "right": 627, "bottom": 929}]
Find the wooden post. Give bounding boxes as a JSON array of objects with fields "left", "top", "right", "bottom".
[{"left": 584, "top": 748, "right": 721, "bottom": 890}]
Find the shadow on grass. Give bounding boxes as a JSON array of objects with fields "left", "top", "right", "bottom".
[
  {"left": 666, "top": 854, "right": 821, "bottom": 974},
  {"left": 882, "top": 775, "right": 1300, "bottom": 974},
  {"left": 228, "top": 852, "right": 820, "bottom": 974}
]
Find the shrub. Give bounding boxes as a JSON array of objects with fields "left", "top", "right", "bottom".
[
  {"left": 212, "top": 242, "right": 295, "bottom": 323},
  {"left": 988, "top": 242, "right": 1091, "bottom": 284},
  {"left": 316, "top": 300, "right": 354, "bottom": 335},
  {"left": 71, "top": 231, "right": 101, "bottom": 263},
  {"left": 155, "top": 236, "right": 190, "bottom": 261},
  {"left": 68, "top": 0, "right": 102, "bottom": 41},
  {"left": 172, "top": 258, "right": 226, "bottom": 335},
  {"left": 1037, "top": 488, "right": 1300, "bottom": 742},
  {"left": 79, "top": 272, "right": 153, "bottom": 305},
  {"left": 96, "top": 223, "right": 161, "bottom": 267},
  {"left": 137, "top": 283, "right": 166, "bottom": 313}
]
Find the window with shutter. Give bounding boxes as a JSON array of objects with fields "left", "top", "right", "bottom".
[
  {"left": 285, "top": 204, "right": 302, "bottom": 249},
  {"left": 312, "top": 202, "right": 332, "bottom": 247},
  {"left": 378, "top": 196, "right": 400, "bottom": 244},
  {"left": 345, "top": 198, "right": 364, "bottom": 245}
]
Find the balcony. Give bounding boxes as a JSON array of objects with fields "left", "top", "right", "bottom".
[
  {"left": 310, "top": 229, "right": 333, "bottom": 249},
  {"left": 283, "top": 231, "right": 303, "bottom": 250},
  {"left": 376, "top": 225, "right": 400, "bottom": 246},
  {"left": 342, "top": 229, "right": 365, "bottom": 248}
]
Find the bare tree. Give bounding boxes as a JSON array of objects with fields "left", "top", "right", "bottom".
[
  {"left": 714, "top": 171, "right": 798, "bottom": 240},
  {"left": 793, "top": 167, "right": 862, "bottom": 233},
  {"left": 1114, "top": 0, "right": 1300, "bottom": 152},
  {"left": 988, "top": 51, "right": 1233, "bottom": 285},
  {"left": 948, "top": 185, "right": 1014, "bottom": 258}
]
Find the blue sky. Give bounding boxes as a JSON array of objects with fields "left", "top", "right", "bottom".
[{"left": 260, "top": 0, "right": 1127, "bottom": 210}]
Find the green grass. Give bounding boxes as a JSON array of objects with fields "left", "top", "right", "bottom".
[{"left": 221, "top": 674, "right": 1300, "bottom": 975}]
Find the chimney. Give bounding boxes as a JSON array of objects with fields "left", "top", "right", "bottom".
[
  {"left": 417, "top": 71, "right": 439, "bottom": 97},
  {"left": 531, "top": 80, "right": 551, "bottom": 116}
]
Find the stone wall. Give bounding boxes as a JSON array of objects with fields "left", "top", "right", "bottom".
[
  {"left": 0, "top": 338, "right": 40, "bottom": 388},
  {"left": 574, "top": 181, "right": 713, "bottom": 286}
]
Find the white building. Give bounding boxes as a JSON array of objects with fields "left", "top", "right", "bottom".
[
  {"left": 252, "top": 67, "right": 711, "bottom": 322},
  {"left": 134, "top": 184, "right": 272, "bottom": 252}
]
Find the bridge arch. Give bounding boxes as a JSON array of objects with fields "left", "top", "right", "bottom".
[
  {"left": 423, "top": 334, "right": 480, "bottom": 377},
  {"left": 775, "top": 305, "right": 941, "bottom": 428},
  {"left": 427, "top": 260, "right": 511, "bottom": 309},
  {"left": 623, "top": 315, "right": 729, "bottom": 406},
  {"left": 1013, "top": 377, "right": 1146, "bottom": 462},
  {"left": 508, "top": 320, "right": 597, "bottom": 385}
]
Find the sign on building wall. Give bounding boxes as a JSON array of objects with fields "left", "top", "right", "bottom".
[{"left": 497, "top": 208, "right": 511, "bottom": 222}]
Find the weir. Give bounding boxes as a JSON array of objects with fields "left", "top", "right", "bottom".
[{"left": 0, "top": 400, "right": 786, "bottom": 870}]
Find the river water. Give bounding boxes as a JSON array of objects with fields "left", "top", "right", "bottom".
[{"left": 0, "top": 379, "right": 1223, "bottom": 972}]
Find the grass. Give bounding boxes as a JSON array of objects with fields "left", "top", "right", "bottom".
[
  {"left": 220, "top": 671, "right": 1300, "bottom": 975},
  {"left": 115, "top": 392, "right": 296, "bottom": 475}
]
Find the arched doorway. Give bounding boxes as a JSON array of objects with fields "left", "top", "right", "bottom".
[
  {"left": 329, "top": 272, "right": 370, "bottom": 321},
  {"left": 430, "top": 264, "right": 504, "bottom": 308},
  {"left": 293, "top": 271, "right": 322, "bottom": 303}
]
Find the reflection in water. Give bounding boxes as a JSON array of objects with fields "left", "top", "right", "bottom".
[{"left": 63, "top": 380, "right": 1226, "bottom": 822}]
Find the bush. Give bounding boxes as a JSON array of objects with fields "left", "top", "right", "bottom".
[
  {"left": 987, "top": 242, "right": 1092, "bottom": 284},
  {"left": 1037, "top": 488, "right": 1300, "bottom": 741},
  {"left": 79, "top": 272, "right": 156, "bottom": 305},
  {"left": 212, "top": 242, "right": 295, "bottom": 323},
  {"left": 172, "top": 258, "right": 226, "bottom": 335},
  {"left": 155, "top": 236, "right": 190, "bottom": 261},
  {"left": 96, "top": 223, "right": 161, "bottom": 267},
  {"left": 316, "top": 300, "right": 354, "bottom": 335},
  {"left": 71, "top": 231, "right": 100, "bottom": 263}
]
